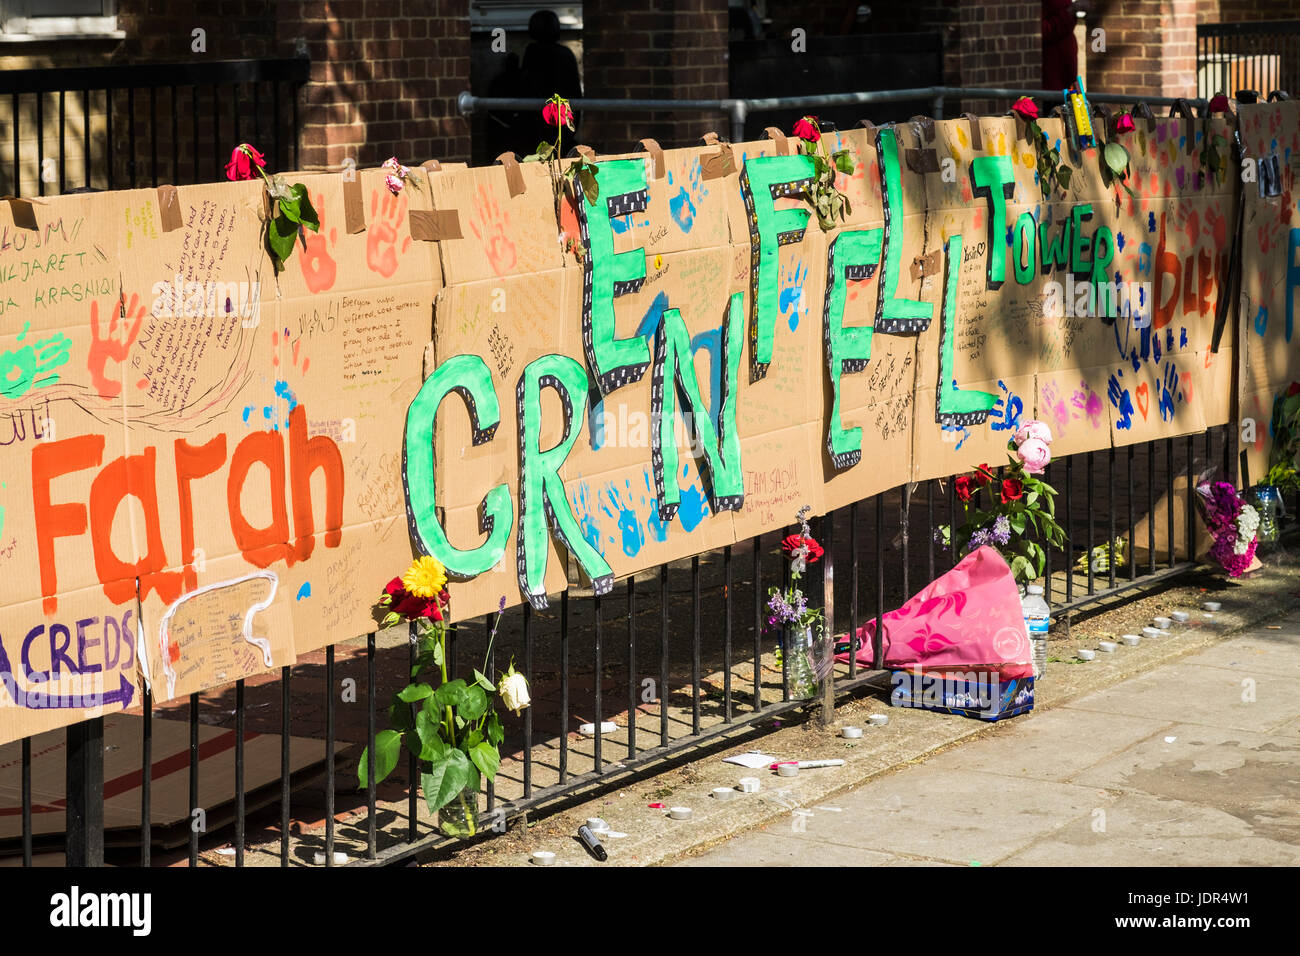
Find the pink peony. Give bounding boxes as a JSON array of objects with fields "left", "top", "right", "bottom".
[
  {"left": 1016, "top": 437, "right": 1052, "bottom": 474},
  {"left": 1014, "top": 419, "right": 1053, "bottom": 446},
  {"left": 384, "top": 172, "right": 404, "bottom": 195}
]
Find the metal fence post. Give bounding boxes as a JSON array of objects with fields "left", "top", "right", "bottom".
[
  {"left": 820, "top": 511, "right": 835, "bottom": 725},
  {"left": 729, "top": 100, "right": 747, "bottom": 144},
  {"left": 65, "top": 716, "right": 105, "bottom": 866}
]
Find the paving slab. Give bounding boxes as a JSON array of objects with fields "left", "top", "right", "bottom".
[
  {"left": 1063, "top": 658, "right": 1296, "bottom": 734},
  {"left": 797, "top": 765, "right": 1118, "bottom": 864},
  {"left": 1071, "top": 721, "right": 1300, "bottom": 838},
  {"left": 999, "top": 791, "right": 1300, "bottom": 867},
  {"left": 676, "top": 828, "right": 898, "bottom": 867},
  {"left": 914, "top": 706, "right": 1172, "bottom": 784}
]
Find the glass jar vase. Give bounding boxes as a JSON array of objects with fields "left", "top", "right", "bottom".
[
  {"left": 1250, "top": 484, "right": 1285, "bottom": 545},
  {"left": 783, "top": 625, "right": 819, "bottom": 701}
]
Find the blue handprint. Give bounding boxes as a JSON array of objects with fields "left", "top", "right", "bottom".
[
  {"left": 603, "top": 480, "right": 646, "bottom": 557},
  {"left": 642, "top": 470, "right": 669, "bottom": 543},
  {"left": 779, "top": 260, "right": 808, "bottom": 331},
  {"left": 1157, "top": 361, "right": 1179, "bottom": 421},
  {"left": 988, "top": 379, "right": 1024, "bottom": 433},
  {"left": 678, "top": 462, "right": 710, "bottom": 532},
  {"left": 1108, "top": 370, "right": 1134, "bottom": 430},
  {"left": 570, "top": 482, "right": 605, "bottom": 557}
]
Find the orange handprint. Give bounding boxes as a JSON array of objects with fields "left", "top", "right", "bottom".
[
  {"left": 366, "top": 188, "right": 411, "bottom": 278},
  {"left": 469, "top": 184, "right": 517, "bottom": 275},
  {"left": 299, "top": 191, "right": 338, "bottom": 292},
  {"left": 89, "top": 292, "right": 145, "bottom": 398}
]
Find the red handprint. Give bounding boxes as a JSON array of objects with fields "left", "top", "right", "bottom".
[
  {"left": 469, "top": 184, "right": 517, "bottom": 275},
  {"left": 89, "top": 292, "right": 145, "bottom": 398},
  {"left": 366, "top": 188, "right": 410, "bottom": 278},
  {"left": 299, "top": 191, "right": 338, "bottom": 292}
]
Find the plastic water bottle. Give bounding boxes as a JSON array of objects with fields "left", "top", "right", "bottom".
[{"left": 1021, "top": 584, "right": 1050, "bottom": 679}]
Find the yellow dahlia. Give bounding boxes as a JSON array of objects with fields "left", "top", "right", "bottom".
[{"left": 402, "top": 555, "right": 447, "bottom": 598}]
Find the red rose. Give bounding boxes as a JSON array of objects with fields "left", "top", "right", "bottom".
[
  {"left": 781, "top": 534, "right": 824, "bottom": 563},
  {"left": 384, "top": 576, "right": 405, "bottom": 598},
  {"left": 224, "top": 143, "right": 265, "bottom": 181},
  {"left": 955, "top": 475, "right": 974, "bottom": 503},
  {"left": 393, "top": 592, "right": 434, "bottom": 620},
  {"left": 1208, "top": 94, "right": 1231, "bottom": 115},
  {"left": 1115, "top": 113, "right": 1135, "bottom": 134},
  {"left": 973, "top": 464, "right": 995, "bottom": 487},
  {"left": 542, "top": 100, "right": 573, "bottom": 129},
  {"left": 1288, "top": 381, "right": 1300, "bottom": 397},
  {"left": 1010, "top": 97, "right": 1038, "bottom": 122},
  {"left": 792, "top": 116, "right": 820, "bottom": 143},
  {"left": 1000, "top": 477, "right": 1025, "bottom": 503}
]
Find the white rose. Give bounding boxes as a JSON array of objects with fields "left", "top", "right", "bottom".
[{"left": 498, "top": 664, "right": 530, "bottom": 716}]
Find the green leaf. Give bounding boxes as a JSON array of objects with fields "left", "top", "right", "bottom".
[
  {"left": 472, "top": 668, "right": 497, "bottom": 692},
  {"left": 421, "top": 749, "right": 473, "bottom": 815},
  {"left": 387, "top": 698, "right": 415, "bottom": 732},
  {"left": 1103, "top": 141, "right": 1129, "bottom": 176},
  {"left": 833, "top": 150, "right": 855, "bottom": 175},
  {"left": 278, "top": 196, "right": 302, "bottom": 225},
  {"left": 1055, "top": 165, "right": 1073, "bottom": 189},
  {"left": 267, "top": 213, "right": 298, "bottom": 265},
  {"left": 397, "top": 682, "right": 433, "bottom": 703},
  {"left": 1025, "top": 490, "right": 1039, "bottom": 507},
  {"left": 485, "top": 709, "right": 504, "bottom": 746},
  {"left": 1010, "top": 512, "right": 1027, "bottom": 535},
  {"left": 291, "top": 183, "right": 319, "bottom": 231},
  {"left": 578, "top": 166, "right": 599, "bottom": 205},
  {"left": 358, "top": 729, "right": 403, "bottom": 789},
  {"left": 534, "top": 141, "right": 554, "bottom": 160},
  {"left": 458, "top": 683, "right": 489, "bottom": 723},
  {"left": 469, "top": 741, "right": 501, "bottom": 782},
  {"left": 414, "top": 707, "right": 448, "bottom": 761}
]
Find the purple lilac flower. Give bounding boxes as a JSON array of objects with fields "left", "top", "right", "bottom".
[
  {"left": 992, "top": 514, "right": 1011, "bottom": 546},
  {"left": 767, "top": 591, "right": 795, "bottom": 625}
]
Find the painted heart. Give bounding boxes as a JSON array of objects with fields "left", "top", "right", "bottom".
[{"left": 1135, "top": 382, "right": 1150, "bottom": 420}]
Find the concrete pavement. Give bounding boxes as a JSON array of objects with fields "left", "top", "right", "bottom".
[{"left": 676, "top": 621, "right": 1300, "bottom": 867}]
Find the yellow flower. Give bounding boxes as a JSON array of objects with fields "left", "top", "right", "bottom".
[{"left": 402, "top": 556, "right": 447, "bottom": 598}]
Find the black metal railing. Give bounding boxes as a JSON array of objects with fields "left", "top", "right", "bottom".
[
  {"left": 0, "top": 57, "right": 309, "bottom": 197},
  {"left": 1197, "top": 20, "right": 1300, "bottom": 101},
  {"left": 1, "top": 423, "right": 1252, "bottom": 867}
]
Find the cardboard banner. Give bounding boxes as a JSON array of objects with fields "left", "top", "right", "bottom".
[
  {"left": 1236, "top": 100, "right": 1300, "bottom": 486},
  {"left": 0, "top": 108, "right": 1244, "bottom": 744}
]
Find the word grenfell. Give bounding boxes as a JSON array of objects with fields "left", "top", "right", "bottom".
[
  {"left": 1041, "top": 275, "right": 1152, "bottom": 324},
  {"left": 49, "top": 886, "right": 152, "bottom": 936},
  {"left": 148, "top": 276, "right": 261, "bottom": 320}
]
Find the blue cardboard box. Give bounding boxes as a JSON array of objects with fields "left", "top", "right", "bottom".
[{"left": 889, "top": 670, "right": 1035, "bottom": 721}]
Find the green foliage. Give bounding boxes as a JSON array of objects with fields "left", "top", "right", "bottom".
[
  {"left": 265, "top": 180, "right": 320, "bottom": 272},
  {"left": 796, "top": 134, "right": 854, "bottom": 232},
  {"left": 1027, "top": 119, "right": 1073, "bottom": 196}
]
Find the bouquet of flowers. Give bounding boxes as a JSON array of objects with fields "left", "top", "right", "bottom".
[
  {"left": 936, "top": 420, "right": 1066, "bottom": 586},
  {"left": 766, "top": 506, "right": 826, "bottom": 699},
  {"left": 359, "top": 558, "right": 526, "bottom": 838},
  {"left": 1195, "top": 480, "right": 1260, "bottom": 577}
]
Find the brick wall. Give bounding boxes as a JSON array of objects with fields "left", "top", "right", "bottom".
[
  {"left": 582, "top": 0, "right": 728, "bottom": 152},
  {"left": 0, "top": 0, "right": 472, "bottom": 195},
  {"left": 1086, "top": 0, "right": 1197, "bottom": 101}
]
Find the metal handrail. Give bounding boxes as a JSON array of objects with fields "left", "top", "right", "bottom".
[{"left": 458, "top": 87, "right": 1213, "bottom": 144}]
